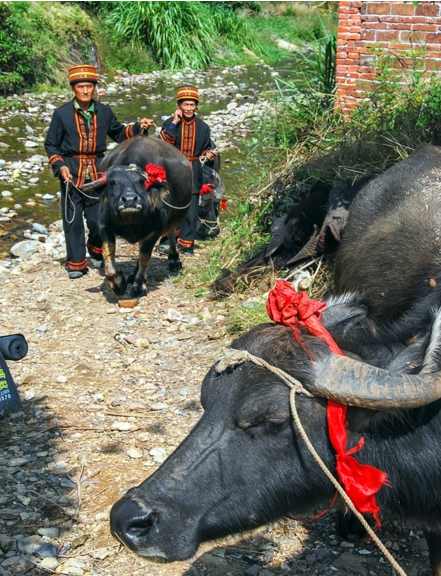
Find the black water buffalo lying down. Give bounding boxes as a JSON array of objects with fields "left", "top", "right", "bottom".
[
  {"left": 83, "top": 135, "right": 192, "bottom": 297},
  {"left": 213, "top": 181, "right": 331, "bottom": 297},
  {"left": 336, "top": 144, "right": 441, "bottom": 326},
  {"left": 110, "top": 305, "right": 441, "bottom": 572}
]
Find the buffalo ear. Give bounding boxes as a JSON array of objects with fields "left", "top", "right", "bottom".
[{"left": 321, "top": 301, "right": 369, "bottom": 336}]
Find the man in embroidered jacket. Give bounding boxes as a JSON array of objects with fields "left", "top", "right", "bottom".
[
  {"left": 160, "top": 86, "right": 216, "bottom": 255},
  {"left": 45, "top": 64, "right": 154, "bottom": 279}
]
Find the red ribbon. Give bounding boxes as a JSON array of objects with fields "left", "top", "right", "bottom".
[
  {"left": 199, "top": 183, "right": 215, "bottom": 196},
  {"left": 266, "top": 279, "right": 389, "bottom": 529},
  {"left": 144, "top": 163, "right": 167, "bottom": 190},
  {"left": 220, "top": 198, "right": 228, "bottom": 211}
]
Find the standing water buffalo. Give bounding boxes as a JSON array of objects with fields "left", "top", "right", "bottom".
[
  {"left": 83, "top": 135, "right": 192, "bottom": 297},
  {"left": 110, "top": 145, "right": 441, "bottom": 574}
]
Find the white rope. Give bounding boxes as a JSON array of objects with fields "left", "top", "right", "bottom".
[{"left": 216, "top": 348, "right": 409, "bottom": 576}]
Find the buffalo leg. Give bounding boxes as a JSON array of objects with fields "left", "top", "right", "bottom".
[
  {"left": 167, "top": 229, "right": 182, "bottom": 275},
  {"left": 424, "top": 529, "right": 441, "bottom": 576},
  {"left": 102, "top": 233, "right": 127, "bottom": 296},
  {"left": 131, "top": 237, "right": 157, "bottom": 298}
]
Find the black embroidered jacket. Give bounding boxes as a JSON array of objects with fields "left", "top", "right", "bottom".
[{"left": 44, "top": 99, "right": 142, "bottom": 187}]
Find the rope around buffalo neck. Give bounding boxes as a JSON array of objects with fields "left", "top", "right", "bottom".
[
  {"left": 64, "top": 180, "right": 100, "bottom": 224},
  {"left": 217, "top": 348, "right": 408, "bottom": 576}
]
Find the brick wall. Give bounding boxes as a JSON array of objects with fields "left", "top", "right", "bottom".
[{"left": 336, "top": 1, "right": 441, "bottom": 115}]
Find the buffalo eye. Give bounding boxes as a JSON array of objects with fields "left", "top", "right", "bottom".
[{"left": 240, "top": 418, "right": 290, "bottom": 438}]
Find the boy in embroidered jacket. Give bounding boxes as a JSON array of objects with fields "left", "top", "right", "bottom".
[
  {"left": 45, "top": 64, "right": 153, "bottom": 279},
  {"left": 160, "top": 86, "right": 217, "bottom": 255}
]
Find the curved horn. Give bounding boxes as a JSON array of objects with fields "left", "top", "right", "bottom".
[
  {"left": 311, "top": 355, "right": 441, "bottom": 410},
  {"left": 82, "top": 173, "right": 107, "bottom": 192}
]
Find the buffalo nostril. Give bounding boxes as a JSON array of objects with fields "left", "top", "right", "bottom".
[
  {"left": 110, "top": 497, "right": 159, "bottom": 547},
  {"left": 122, "top": 194, "right": 138, "bottom": 203},
  {"left": 126, "top": 511, "right": 158, "bottom": 539}
]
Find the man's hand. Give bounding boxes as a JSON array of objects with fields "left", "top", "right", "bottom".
[
  {"left": 60, "top": 166, "right": 72, "bottom": 182},
  {"left": 140, "top": 118, "right": 154, "bottom": 130},
  {"left": 204, "top": 150, "right": 217, "bottom": 161},
  {"left": 172, "top": 109, "right": 183, "bottom": 124}
]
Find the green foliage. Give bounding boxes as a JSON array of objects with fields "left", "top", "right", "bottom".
[
  {"left": 353, "top": 48, "right": 441, "bottom": 148},
  {"left": 105, "top": 1, "right": 254, "bottom": 70},
  {"left": 0, "top": 2, "right": 38, "bottom": 93},
  {"left": 0, "top": 1, "right": 98, "bottom": 94}
]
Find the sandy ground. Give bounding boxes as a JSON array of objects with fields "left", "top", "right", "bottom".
[{"left": 0, "top": 241, "right": 432, "bottom": 576}]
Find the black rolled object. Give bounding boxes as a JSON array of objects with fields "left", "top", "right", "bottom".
[
  {"left": 0, "top": 334, "right": 28, "bottom": 416},
  {"left": 0, "top": 334, "right": 28, "bottom": 361}
]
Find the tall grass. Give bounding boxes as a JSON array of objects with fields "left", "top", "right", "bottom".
[{"left": 105, "top": 1, "right": 254, "bottom": 70}]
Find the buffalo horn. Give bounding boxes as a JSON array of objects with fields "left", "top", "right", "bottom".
[
  {"left": 311, "top": 355, "right": 441, "bottom": 410},
  {"left": 82, "top": 174, "right": 107, "bottom": 191}
]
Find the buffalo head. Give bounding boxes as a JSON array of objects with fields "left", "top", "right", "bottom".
[
  {"left": 83, "top": 164, "right": 167, "bottom": 225},
  {"left": 110, "top": 301, "right": 441, "bottom": 567}
]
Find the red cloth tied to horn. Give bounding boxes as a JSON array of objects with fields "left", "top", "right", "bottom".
[
  {"left": 144, "top": 163, "right": 167, "bottom": 190},
  {"left": 199, "top": 183, "right": 215, "bottom": 196},
  {"left": 266, "top": 279, "right": 389, "bottom": 529}
]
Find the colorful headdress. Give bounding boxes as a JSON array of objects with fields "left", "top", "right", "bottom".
[
  {"left": 68, "top": 64, "right": 98, "bottom": 85},
  {"left": 176, "top": 86, "right": 199, "bottom": 103}
]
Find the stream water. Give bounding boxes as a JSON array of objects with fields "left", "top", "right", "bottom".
[{"left": 0, "top": 61, "right": 294, "bottom": 254}]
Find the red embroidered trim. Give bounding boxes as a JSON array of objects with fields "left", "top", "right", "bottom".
[
  {"left": 178, "top": 238, "right": 194, "bottom": 248},
  {"left": 49, "top": 154, "right": 64, "bottom": 165},
  {"left": 266, "top": 279, "right": 389, "bottom": 530},
  {"left": 87, "top": 243, "right": 103, "bottom": 255},
  {"left": 67, "top": 259, "right": 87, "bottom": 271}
]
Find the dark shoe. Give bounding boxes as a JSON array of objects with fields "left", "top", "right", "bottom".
[
  {"left": 90, "top": 257, "right": 104, "bottom": 269},
  {"left": 68, "top": 268, "right": 88, "bottom": 279},
  {"left": 178, "top": 246, "right": 194, "bottom": 257},
  {"left": 156, "top": 241, "right": 170, "bottom": 255}
]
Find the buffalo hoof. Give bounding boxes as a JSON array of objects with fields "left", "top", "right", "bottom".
[
  {"left": 108, "top": 273, "right": 127, "bottom": 297},
  {"left": 130, "top": 282, "right": 144, "bottom": 298},
  {"left": 168, "top": 255, "right": 182, "bottom": 276}
]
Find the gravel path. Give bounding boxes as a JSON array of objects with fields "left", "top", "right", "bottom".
[{"left": 0, "top": 240, "right": 432, "bottom": 576}]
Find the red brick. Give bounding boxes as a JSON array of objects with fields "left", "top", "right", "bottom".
[
  {"left": 427, "top": 32, "right": 441, "bottom": 42},
  {"left": 388, "top": 22, "right": 412, "bottom": 30},
  {"left": 339, "top": 33, "right": 362, "bottom": 40},
  {"left": 412, "top": 24, "right": 438, "bottom": 32},
  {"left": 359, "top": 72, "right": 377, "bottom": 80},
  {"left": 338, "top": 25, "right": 361, "bottom": 34},
  {"left": 365, "top": 22, "right": 388, "bottom": 29},
  {"left": 376, "top": 30, "right": 400, "bottom": 41},
  {"left": 390, "top": 4, "right": 415, "bottom": 16},
  {"left": 425, "top": 59, "right": 441, "bottom": 70},
  {"left": 361, "top": 29, "right": 376, "bottom": 40},
  {"left": 408, "top": 16, "right": 436, "bottom": 24},
  {"left": 367, "top": 2, "right": 390, "bottom": 15},
  {"left": 386, "top": 16, "right": 413, "bottom": 24},
  {"left": 416, "top": 3, "right": 440, "bottom": 16},
  {"left": 400, "top": 30, "right": 427, "bottom": 42}
]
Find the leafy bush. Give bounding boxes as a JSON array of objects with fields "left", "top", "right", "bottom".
[{"left": 0, "top": 2, "right": 39, "bottom": 93}]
